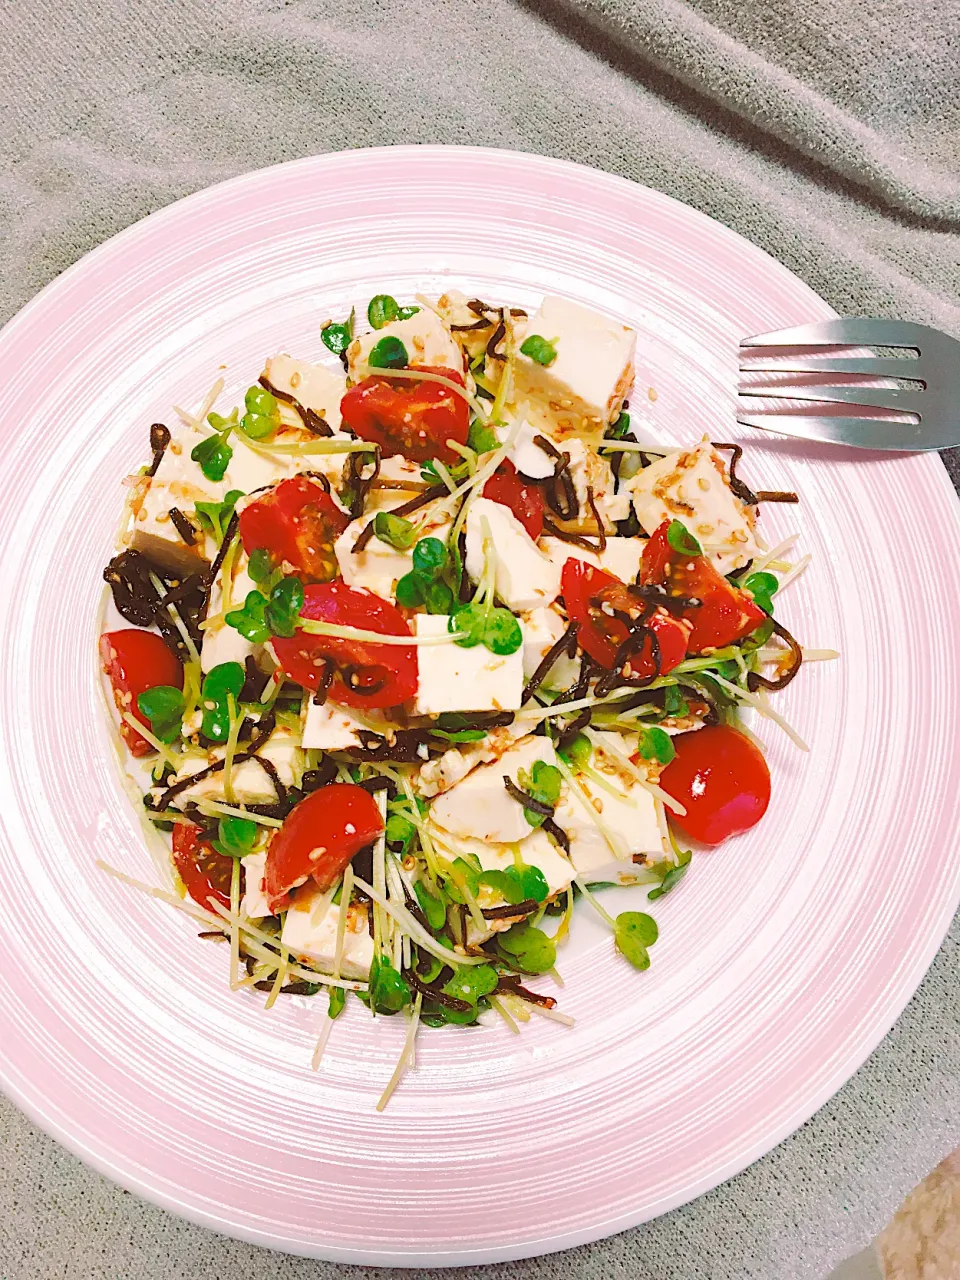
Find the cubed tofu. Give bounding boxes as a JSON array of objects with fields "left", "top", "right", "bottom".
[
  {"left": 540, "top": 536, "right": 646, "bottom": 584},
  {"left": 513, "top": 295, "right": 636, "bottom": 443},
  {"left": 434, "top": 289, "right": 494, "bottom": 362},
  {"left": 430, "top": 826, "right": 574, "bottom": 901},
  {"left": 417, "top": 721, "right": 528, "bottom": 797},
  {"left": 428, "top": 734, "right": 557, "bottom": 843},
  {"left": 562, "top": 438, "right": 632, "bottom": 527},
  {"left": 626, "top": 442, "right": 759, "bottom": 574},
  {"left": 171, "top": 728, "right": 301, "bottom": 810},
  {"left": 347, "top": 309, "right": 464, "bottom": 379},
  {"left": 465, "top": 497, "right": 561, "bottom": 612},
  {"left": 302, "top": 698, "right": 391, "bottom": 750},
  {"left": 281, "top": 889, "right": 374, "bottom": 980},
  {"left": 413, "top": 614, "right": 525, "bottom": 715},
  {"left": 509, "top": 416, "right": 556, "bottom": 480},
  {"left": 201, "top": 557, "right": 260, "bottom": 674},
  {"left": 224, "top": 432, "right": 353, "bottom": 497},
  {"left": 240, "top": 852, "right": 271, "bottom": 919},
  {"left": 128, "top": 429, "right": 221, "bottom": 574},
  {"left": 553, "top": 766, "right": 667, "bottom": 873},
  {"left": 520, "top": 606, "right": 580, "bottom": 692},
  {"left": 262, "top": 354, "right": 345, "bottom": 432},
  {"left": 335, "top": 508, "right": 451, "bottom": 600}
]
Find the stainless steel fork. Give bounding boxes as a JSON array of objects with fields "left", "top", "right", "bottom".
[{"left": 737, "top": 317, "right": 960, "bottom": 450}]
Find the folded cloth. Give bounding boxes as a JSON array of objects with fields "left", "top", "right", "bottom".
[{"left": 0, "top": 2, "right": 957, "bottom": 1277}]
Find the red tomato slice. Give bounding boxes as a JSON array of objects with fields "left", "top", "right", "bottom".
[
  {"left": 640, "top": 521, "right": 765, "bottom": 652},
  {"left": 339, "top": 366, "right": 469, "bottom": 464},
  {"left": 239, "top": 476, "right": 349, "bottom": 581},
  {"left": 482, "top": 459, "right": 544, "bottom": 539},
  {"left": 264, "top": 784, "right": 384, "bottom": 912},
  {"left": 560, "top": 558, "right": 688, "bottom": 677},
  {"left": 172, "top": 822, "right": 236, "bottom": 910},
  {"left": 658, "top": 725, "right": 771, "bottom": 845},
  {"left": 271, "top": 581, "right": 417, "bottom": 709},
  {"left": 99, "top": 629, "right": 183, "bottom": 756}
]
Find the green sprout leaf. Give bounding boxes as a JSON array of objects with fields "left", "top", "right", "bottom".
[
  {"left": 498, "top": 923, "right": 556, "bottom": 974},
  {"left": 216, "top": 815, "right": 259, "bottom": 857},
  {"left": 200, "top": 661, "right": 245, "bottom": 742},
  {"left": 639, "top": 725, "right": 675, "bottom": 765},
  {"left": 368, "top": 336, "right": 409, "bottom": 370},
  {"left": 478, "top": 864, "right": 548, "bottom": 905},
  {"left": 367, "top": 294, "right": 400, "bottom": 329},
  {"left": 207, "top": 408, "right": 239, "bottom": 433},
  {"left": 666, "top": 519, "right": 702, "bottom": 557},
  {"left": 191, "top": 431, "right": 233, "bottom": 483},
  {"left": 467, "top": 421, "right": 499, "bottom": 454},
  {"left": 265, "top": 576, "right": 305, "bottom": 639},
  {"left": 395, "top": 572, "right": 425, "bottom": 609},
  {"left": 194, "top": 489, "right": 244, "bottom": 547},
  {"left": 520, "top": 334, "right": 558, "bottom": 367},
  {"left": 423, "top": 581, "right": 454, "bottom": 614},
  {"left": 322, "top": 309, "right": 355, "bottom": 356},
  {"left": 413, "top": 881, "right": 447, "bottom": 932},
  {"left": 136, "top": 685, "right": 185, "bottom": 744},
  {"left": 558, "top": 732, "right": 592, "bottom": 769},
  {"left": 327, "top": 986, "right": 346, "bottom": 1019},
  {"left": 247, "top": 547, "right": 277, "bottom": 588},
  {"left": 240, "top": 384, "right": 280, "bottom": 442},
  {"left": 225, "top": 589, "right": 271, "bottom": 644},
  {"left": 614, "top": 911, "right": 659, "bottom": 970},
  {"left": 373, "top": 511, "right": 417, "bottom": 551},
  {"left": 385, "top": 812, "right": 417, "bottom": 855},
  {"left": 607, "top": 411, "right": 631, "bottom": 439},
  {"left": 449, "top": 602, "right": 487, "bottom": 648},
  {"left": 411, "top": 537, "right": 448, "bottom": 581},
  {"left": 369, "top": 955, "right": 411, "bottom": 1014},
  {"left": 396, "top": 304, "right": 420, "bottom": 320},
  {"left": 647, "top": 861, "right": 690, "bottom": 901},
  {"left": 484, "top": 608, "right": 523, "bottom": 655},
  {"left": 661, "top": 684, "right": 690, "bottom": 719},
  {"left": 515, "top": 760, "right": 563, "bottom": 829},
  {"left": 442, "top": 964, "right": 498, "bottom": 1006},
  {"left": 744, "top": 570, "right": 779, "bottom": 615}
]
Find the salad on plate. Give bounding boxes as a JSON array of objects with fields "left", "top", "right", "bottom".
[{"left": 98, "top": 290, "right": 832, "bottom": 1108}]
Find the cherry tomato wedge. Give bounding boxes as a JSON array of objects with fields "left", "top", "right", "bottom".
[
  {"left": 659, "top": 725, "right": 771, "bottom": 845},
  {"left": 560, "top": 558, "right": 688, "bottom": 678},
  {"left": 271, "top": 581, "right": 417, "bottom": 709},
  {"left": 339, "top": 365, "right": 469, "bottom": 464},
  {"left": 641, "top": 521, "right": 766, "bottom": 652},
  {"left": 172, "top": 822, "right": 236, "bottom": 910},
  {"left": 239, "top": 475, "right": 348, "bottom": 581},
  {"left": 99, "top": 629, "right": 183, "bottom": 756},
  {"left": 482, "top": 458, "right": 544, "bottom": 539},
  {"left": 264, "top": 783, "right": 384, "bottom": 912}
]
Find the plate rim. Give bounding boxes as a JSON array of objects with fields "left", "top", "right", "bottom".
[{"left": 2, "top": 144, "right": 958, "bottom": 1266}]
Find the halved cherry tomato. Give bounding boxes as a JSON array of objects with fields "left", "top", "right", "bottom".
[
  {"left": 658, "top": 725, "right": 771, "bottom": 845},
  {"left": 339, "top": 366, "right": 469, "bottom": 464},
  {"left": 640, "top": 521, "right": 765, "bottom": 653},
  {"left": 99, "top": 629, "right": 183, "bottom": 756},
  {"left": 264, "top": 783, "right": 384, "bottom": 912},
  {"left": 271, "top": 581, "right": 417, "bottom": 709},
  {"left": 482, "top": 458, "right": 544, "bottom": 539},
  {"left": 172, "top": 822, "right": 236, "bottom": 910},
  {"left": 239, "top": 475, "right": 349, "bottom": 581},
  {"left": 560, "top": 558, "right": 688, "bottom": 677}
]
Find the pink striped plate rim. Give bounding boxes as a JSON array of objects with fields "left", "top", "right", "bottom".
[{"left": 0, "top": 147, "right": 957, "bottom": 1266}]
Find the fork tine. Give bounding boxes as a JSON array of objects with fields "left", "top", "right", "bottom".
[
  {"left": 738, "top": 384, "right": 926, "bottom": 413},
  {"left": 738, "top": 355, "right": 925, "bottom": 379},
  {"left": 740, "top": 317, "right": 931, "bottom": 348},
  {"left": 735, "top": 413, "right": 936, "bottom": 450}
]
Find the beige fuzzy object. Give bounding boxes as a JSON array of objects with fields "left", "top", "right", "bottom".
[{"left": 878, "top": 1148, "right": 960, "bottom": 1278}]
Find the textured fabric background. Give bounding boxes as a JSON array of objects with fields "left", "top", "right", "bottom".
[{"left": 1, "top": 2, "right": 958, "bottom": 1277}]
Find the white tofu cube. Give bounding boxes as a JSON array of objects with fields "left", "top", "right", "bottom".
[
  {"left": 553, "top": 766, "right": 667, "bottom": 873},
  {"left": 513, "top": 295, "right": 636, "bottom": 443},
  {"left": 240, "top": 852, "right": 271, "bottom": 919},
  {"left": 347, "top": 309, "right": 464, "bottom": 379},
  {"left": 171, "top": 728, "right": 302, "bottom": 810},
  {"left": 539, "top": 536, "right": 646, "bottom": 584},
  {"left": 128, "top": 429, "right": 221, "bottom": 574},
  {"left": 520, "top": 606, "right": 580, "bottom": 692},
  {"left": 434, "top": 289, "right": 493, "bottom": 362},
  {"left": 262, "top": 354, "right": 345, "bottom": 431},
  {"left": 626, "top": 442, "right": 759, "bottom": 574},
  {"left": 223, "top": 432, "right": 353, "bottom": 497},
  {"left": 417, "top": 720, "right": 528, "bottom": 797},
  {"left": 465, "top": 497, "right": 561, "bottom": 612},
  {"left": 413, "top": 614, "right": 524, "bottom": 715},
  {"left": 428, "top": 734, "right": 557, "bottom": 844},
  {"left": 334, "top": 509, "right": 451, "bottom": 601},
  {"left": 508, "top": 417, "right": 555, "bottom": 480},
  {"left": 201, "top": 557, "right": 260, "bottom": 674},
  {"left": 561, "top": 438, "right": 632, "bottom": 527},
  {"left": 281, "top": 889, "right": 374, "bottom": 980},
  {"left": 302, "top": 699, "right": 390, "bottom": 750}
]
